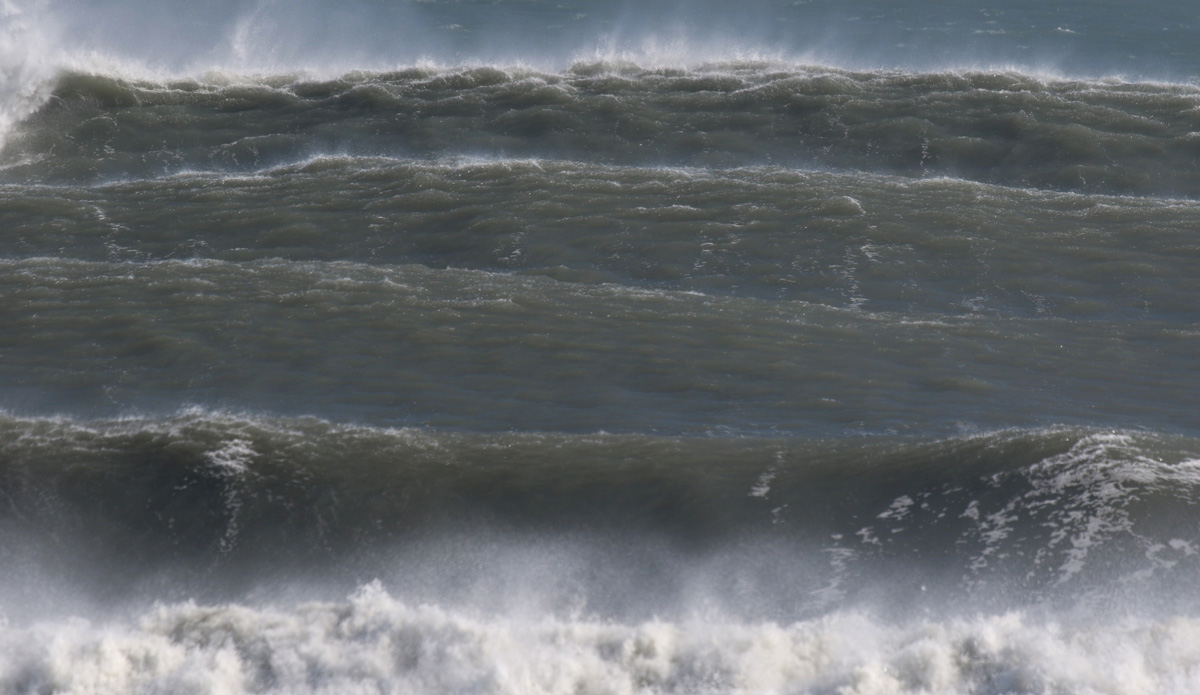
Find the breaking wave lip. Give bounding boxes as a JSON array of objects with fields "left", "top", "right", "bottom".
[
  {"left": 1, "top": 52, "right": 1196, "bottom": 134},
  {"left": 24, "top": 58, "right": 1200, "bottom": 93}
]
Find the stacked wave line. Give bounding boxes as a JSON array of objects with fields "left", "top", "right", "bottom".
[{"left": 2, "top": 0, "right": 1200, "bottom": 693}]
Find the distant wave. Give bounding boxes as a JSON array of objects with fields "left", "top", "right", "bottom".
[{"left": 4, "top": 65, "right": 1200, "bottom": 195}]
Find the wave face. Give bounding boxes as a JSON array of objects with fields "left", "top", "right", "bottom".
[
  {"left": 4, "top": 0, "right": 1200, "bottom": 692},
  {"left": 7, "top": 67, "right": 1200, "bottom": 196},
  {"left": 4, "top": 413, "right": 1200, "bottom": 608},
  {"left": 3, "top": 414, "right": 1200, "bottom": 692}
]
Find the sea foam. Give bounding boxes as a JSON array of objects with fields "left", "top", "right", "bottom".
[{"left": 3, "top": 582, "right": 1200, "bottom": 694}]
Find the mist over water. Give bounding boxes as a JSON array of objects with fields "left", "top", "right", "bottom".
[
  {"left": 3, "top": 0, "right": 1200, "bottom": 692},
  {"left": 9, "top": 0, "right": 1200, "bottom": 77}
]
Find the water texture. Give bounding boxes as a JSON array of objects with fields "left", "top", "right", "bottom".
[{"left": 1, "top": 0, "right": 1199, "bottom": 692}]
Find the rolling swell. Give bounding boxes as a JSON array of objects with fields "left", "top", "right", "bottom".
[
  {"left": 3, "top": 411, "right": 1200, "bottom": 614},
  {"left": 0, "top": 257, "right": 1191, "bottom": 434},
  {"left": 4, "top": 159, "right": 1198, "bottom": 318},
  {"left": 6, "top": 65, "right": 1200, "bottom": 194}
]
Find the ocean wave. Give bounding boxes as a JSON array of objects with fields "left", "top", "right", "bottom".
[
  {"left": 4, "top": 64, "right": 1200, "bottom": 195},
  {"left": 2, "top": 411, "right": 1199, "bottom": 614},
  {"left": 3, "top": 251, "right": 1195, "bottom": 433},
  {"left": 3, "top": 1, "right": 1198, "bottom": 685},
  {"left": 3, "top": 156, "right": 1197, "bottom": 322}
]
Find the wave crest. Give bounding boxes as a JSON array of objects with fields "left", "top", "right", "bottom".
[{"left": 5, "top": 64, "right": 1200, "bottom": 196}]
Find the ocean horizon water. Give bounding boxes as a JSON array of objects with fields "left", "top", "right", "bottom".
[{"left": 2, "top": 0, "right": 1200, "bottom": 692}]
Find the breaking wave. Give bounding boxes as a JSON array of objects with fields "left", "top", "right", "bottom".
[
  {"left": 6, "top": 582, "right": 1200, "bottom": 695},
  {"left": 5, "top": 65, "right": 1200, "bottom": 196},
  {"left": 2, "top": 411, "right": 1199, "bottom": 615}
]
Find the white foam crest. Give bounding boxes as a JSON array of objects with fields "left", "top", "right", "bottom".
[
  {"left": 0, "top": 0, "right": 60, "bottom": 152},
  {"left": 960, "top": 431, "right": 1200, "bottom": 586},
  {"left": 4, "top": 583, "right": 1200, "bottom": 694},
  {"left": 204, "top": 438, "right": 257, "bottom": 474}
]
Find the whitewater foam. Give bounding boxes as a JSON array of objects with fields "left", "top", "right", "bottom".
[{"left": 4, "top": 582, "right": 1200, "bottom": 695}]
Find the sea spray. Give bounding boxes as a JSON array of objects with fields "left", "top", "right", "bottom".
[
  {"left": 4, "top": 584, "right": 1200, "bottom": 694},
  {"left": 0, "top": 0, "right": 59, "bottom": 153}
]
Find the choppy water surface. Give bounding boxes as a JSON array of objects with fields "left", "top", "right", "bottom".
[{"left": 2, "top": 0, "right": 1199, "bottom": 692}]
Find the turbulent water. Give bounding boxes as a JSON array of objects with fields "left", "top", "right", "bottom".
[{"left": 2, "top": 0, "right": 1200, "bottom": 693}]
